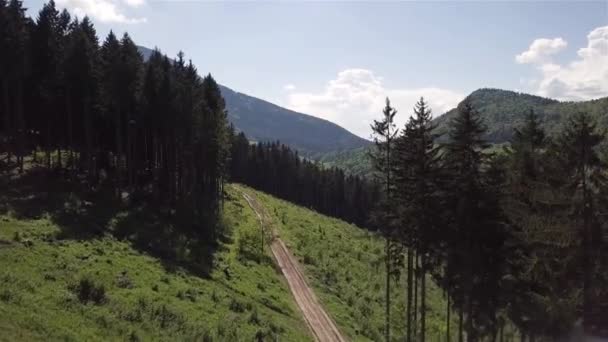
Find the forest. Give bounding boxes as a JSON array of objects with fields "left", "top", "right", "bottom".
[
  {"left": 370, "top": 97, "right": 607, "bottom": 341},
  {"left": 1, "top": 0, "right": 607, "bottom": 341}
]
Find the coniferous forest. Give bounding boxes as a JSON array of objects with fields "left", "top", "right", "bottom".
[
  {"left": 1, "top": 1, "right": 607, "bottom": 341},
  {"left": 370, "top": 97, "right": 607, "bottom": 341}
]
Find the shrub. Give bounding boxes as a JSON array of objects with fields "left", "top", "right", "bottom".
[
  {"left": 71, "top": 276, "right": 107, "bottom": 305},
  {"left": 0, "top": 289, "right": 14, "bottom": 303},
  {"left": 201, "top": 330, "right": 213, "bottom": 342},
  {"left": 229, "top": 298, "right": 245, "bottom": 313},
  {"left": 116, "top": 271, "right": 133, "bottom": 289},
  {"left": 248, "top": 307, "right": 261, "bottom": 325}
]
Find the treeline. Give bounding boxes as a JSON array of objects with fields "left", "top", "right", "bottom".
[
  {"left": 0, "top": 0, "right": 230, "bottom": 239},
  {"left": 229, "top": 131, "right": 380, "bottom": 228},
  {"left": 372, "top": 97, "right": 608, "bottom": 341}
]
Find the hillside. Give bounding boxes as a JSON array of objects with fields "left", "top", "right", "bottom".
[
  {"left": 137, "top": 46, "right": 371, "bottom": 156},
  {"left": 0, "top": 170, "right": 311, "bottom": 341},
  {"left": 322, "top": 89, "right": 608, "bottom": 176},
  {"left": 0, "top": 164, "right": 464, "bottom": 341},
  {"left": 434, "top": 88, "right": 608, "bottom": 143},
  {"left": 237, "top": 185, "right": 467, "bottom": 341}
]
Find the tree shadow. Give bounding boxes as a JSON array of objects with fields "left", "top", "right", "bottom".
[{"left": 0, "top": 164, "right": 221, "bottom": 279}]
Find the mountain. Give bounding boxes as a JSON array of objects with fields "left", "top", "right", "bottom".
[
  {"left": 322, "top": 88, "right": 608, "bottom": 177},
  {"left": 137, "top": 46, "right": 371, "bottom": 156},
  {"left": 434, "top": 88, "right": 608, "bottom": 143}
]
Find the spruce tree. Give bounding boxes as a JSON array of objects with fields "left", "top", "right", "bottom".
[
  {"left": 444, "top": 98, "right": 506, "bottom": 340},
  {"left": 556, "top": 112, "right": 607, "bottom": 334},
  {"left": 393, "top": 97, "right": 444, "bottom": 342},
  {"left": 369, "top": 97, "right": 399, "bottom": 342}
]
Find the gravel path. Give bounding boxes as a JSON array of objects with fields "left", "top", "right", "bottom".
[{"left": 241, "top": 191, "right": 347, "bottom": 342}]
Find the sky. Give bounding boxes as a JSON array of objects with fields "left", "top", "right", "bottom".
[{"left": 25, "top": 0, "right": 608, "bottom": 139}]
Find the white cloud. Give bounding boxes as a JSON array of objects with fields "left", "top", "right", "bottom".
[
  {"left": 123, "top": 0, "right": 145, "bottom": 7},
  {"left": 286, "top": 69, "right": 464, "bottom": 138},
  {"left": 57, "top": 0, "right": 147, "bottom": 24},
  {"left": 283, "top": 84, "right": 296, "bottom": 91},
  {"left": 515, "top": 37, "right": 567, "bottom": 64},
  {"left": 518, "top": 26, "right": 608, "bottom": 101}
]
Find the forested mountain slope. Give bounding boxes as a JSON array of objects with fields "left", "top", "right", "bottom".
[
  {"left": 323, "top": 88, "right": 608, "bottom": 176},
  {"left": 137, "top": 46, "right": 371, "bottom": 156},
  {"left": 433, "top": 88, "right": 608, "bottom": 143}
]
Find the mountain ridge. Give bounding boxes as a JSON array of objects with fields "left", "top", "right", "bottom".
[
  {"left": 137, "top": 46, "right": 371, "bottom": 156},
  {"left": 434, "top": 88, "right": 608, "bottom": 143}
]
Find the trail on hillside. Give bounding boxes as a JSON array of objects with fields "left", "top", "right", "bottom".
[{"left": 240, "top": 190, "right": 348, "bottom": 342}]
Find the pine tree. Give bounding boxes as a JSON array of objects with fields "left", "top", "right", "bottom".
[
  {"left": 444, "top": 98, "right": 507, "bottom": 340},
  {"left": 31, "top": 0, "right": 63, "bottom": 169},
  {"left": 1, "top": 0, "right": 28, "bottom": 171},
  {"left": 555, "top": 112, "right": 607, "bottom": 334},
  {"left": 393, "top": 97, "right": 444, "bottom": 342},
  {"left": 369, "top": 97, "right": 399, "bottom": 342}
]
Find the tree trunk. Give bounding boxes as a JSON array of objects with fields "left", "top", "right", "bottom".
[
  {"left": 447, "top": 292, "right": 451, "bottom": 342},
  {"left": 385, "top": 237, "right": 391, "bottom": 342},
  {"left": 420, "top": 255, "right": 426, "bottom": 342},
  {"left": 3, "top": 78, "right": 11, "bottom": 165},
  {"left": 414, "top": 252, "right": 419, "bottom": 339},
  {"left": 16, "top": 79, "right": 24, "bottom": 173},
  {"left": 459, "top": 301, "right": 464, "bottom": 342},
  {"left": 66, "top": 89, "right": 74, "bottom": 174},
  {"left": 115, "top": 109, "right": 122, "bottom": 197},
  {"left": 407, "top": 248, "right": 414, "bottom": 342}
]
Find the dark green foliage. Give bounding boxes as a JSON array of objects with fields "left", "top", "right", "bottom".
[
  {"left": 72, "top": 276, "right": 107, "bottom": 305},
  {"left": 229, "top": 132, "right": 380, "bottom": 229},
  {"left": 1, "top": 3, "right": 230, "bottom": 241},
  {"left": 369, "top": 98, "right": 400, "bottom": 342},
  {"left": 393, "top": 97, "right": 445, "bottom": 342}
]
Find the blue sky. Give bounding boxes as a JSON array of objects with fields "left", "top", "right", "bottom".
[{"left": 25, "top": 0, "right": 608, "bottom": 138}]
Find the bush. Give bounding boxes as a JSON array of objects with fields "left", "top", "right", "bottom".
[
  {"left": 71, "top": 276, "right": 107, "bottom": 304},
  {"left": 248, "top": 307, "right": 261, "bottom": 325},
  {"left": 116, "top": 271, "right": 133, "bottom": 289},
  {"left": 229, "top": 298, "right": 246, "bottom": 313}
]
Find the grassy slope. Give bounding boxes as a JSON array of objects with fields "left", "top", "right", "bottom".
[
  {"left": 237, "top": 185, "right": 455, "bottom": 342},
  {"left": 0, "top": 174, "right": 310, "bottom": 341}
]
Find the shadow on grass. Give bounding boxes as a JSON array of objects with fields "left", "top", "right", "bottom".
[{"left": 0, "top": 163, "right": 222, "bottom": 279}]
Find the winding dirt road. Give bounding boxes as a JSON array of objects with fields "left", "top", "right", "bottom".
[{"left": 241, "top": 190, "right": 347, "bottom": 342}]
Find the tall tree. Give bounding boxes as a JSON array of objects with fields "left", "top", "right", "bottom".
[
  {"left": 444, "top": 98, "right": 507, "bottom": 341},
  {"left": 370, "top": 97, "right": 399, "bottom": 342},
  {"left": 394, "top": 97, "right": 444, "bottom": 342},
  {"left": 1, "top": 0, "right": 28, "bottom": 170},
  {"left": 556, "top": 112, "right": 607, "bottom": 334}
]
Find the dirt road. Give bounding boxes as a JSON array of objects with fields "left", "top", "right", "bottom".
[{"left": 241, "top": 191, "right": 348, "bottom": 342}]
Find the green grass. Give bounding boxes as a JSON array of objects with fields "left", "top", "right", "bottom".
[
  {"left": 0, "top": 173, "right": 311, "bottom": 341},
  {"left": 1, "top": 162, "right": 463, "bottom": 341},
  {"left": 235, "top": 184, "right": 457, "bottom": 342}
]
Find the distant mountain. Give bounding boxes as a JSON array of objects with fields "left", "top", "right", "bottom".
[
  {"left": 323, "top": 88, "right": 608, "bottom": 176},
  {"left": 434, "top": 88, "right": 608, "bottom": 143},
  {"left": 137, "top": 46, "right": 371, "bottom": 156}
]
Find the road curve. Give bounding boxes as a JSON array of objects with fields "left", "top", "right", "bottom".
[{"left": 241, "top": 191, "right": 348, "bottom": 342}]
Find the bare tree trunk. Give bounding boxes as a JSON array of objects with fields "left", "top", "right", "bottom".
[
  {"left": 66, "top": 89, "right": 73, "bottom": 174},
  {"left": 447, "top": 291, "right": 451, "bottom": 342},
  {"left": 46, "top": 117, "right": 51, "bottom": 170},
  {"left": 420, "top": 255, "right": 426, "bottom": 342},
  {"left": 407, "top": 248, "right": 414, "bottom": 342},
  {"left": 115, "top": 109, "right": 122, "bottom": 197},
  {"left": 3, "top": 78, "right": 12, "bottom": 165},
  {"left": 414, "top": 252, "right": 419, "bottom": 340},
  {"left": 16, "top": 79, "right": 24, "bottom": 173},
  {"left": 459, "top": 300, "right": 464, "bottom": 342},
  {"left": 385, "top": 237, "right": 391, "bottom": 342}
]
